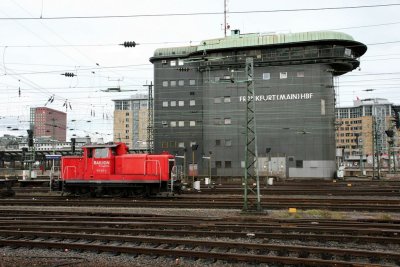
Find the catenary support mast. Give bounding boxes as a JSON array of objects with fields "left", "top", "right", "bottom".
[{"left": 243, "top": 57, "right": 262, "bottom": 212}]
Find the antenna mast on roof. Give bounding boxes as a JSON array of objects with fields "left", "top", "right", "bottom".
[{"left": 224, "top": 0, "right": 230, "bottom": 37}]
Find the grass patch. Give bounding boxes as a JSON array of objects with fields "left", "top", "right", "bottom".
[
  {"left": 377, "top": 213, "right": 392, "bottom": 221},
  {"left": 271, "top": 209, "right": 346, "bottom": 219}
]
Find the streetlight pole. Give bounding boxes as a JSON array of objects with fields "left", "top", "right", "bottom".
[
  {"left": 191, "top": 144, "right": 198, "bottom": 187},
  {"left": 266, "top": 147, "right": 271, "bottom": 185},
  {"left": 202, "top": 151, "right": 212, "bottom": 186}
]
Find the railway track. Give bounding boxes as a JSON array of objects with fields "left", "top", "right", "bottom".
[
  {"left": 0, "top": 210, "right": 399, "bottom": 266},
  {"left": 9, "top": 179, "right": 400, "bottom": 196},
  {"left": 1, "top": 195, "right": 399, "bottom": 212}
]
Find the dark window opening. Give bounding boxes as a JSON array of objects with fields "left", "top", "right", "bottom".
[
  {"left": 215, "top": 161, "right": 222, "bottom": 168},
  {"left": 296, "top": 160, "right": 303, "bottom": 168}
]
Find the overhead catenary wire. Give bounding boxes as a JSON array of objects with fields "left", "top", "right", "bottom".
[
  {"left": 0, "top": 2, "right": 398, "bottom": 140},
  {"left": 0, "top": 3, "right": 399, "bottom": 20}
]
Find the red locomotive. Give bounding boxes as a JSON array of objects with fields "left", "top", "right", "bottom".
[{"left": 57, "top": 142, "right": 181, "bottom": 196}]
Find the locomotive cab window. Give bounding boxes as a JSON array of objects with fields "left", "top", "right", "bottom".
[{"left": 94, "top": 148, "right": 109, "bottom": 158}]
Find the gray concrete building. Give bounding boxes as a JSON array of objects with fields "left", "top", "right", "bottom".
[{"left": 150, "top": 30, "right": 367, "bottom": 178}]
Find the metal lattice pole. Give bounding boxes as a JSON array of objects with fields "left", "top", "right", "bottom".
[
  {"left": 243, "top": 57, "right": 262, "bottom": 212},
  {"left": 144, "top": 82, "right": 154, "bottom": 153}
]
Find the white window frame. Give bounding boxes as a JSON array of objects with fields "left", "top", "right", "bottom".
[
  {"left": 280, "top": 72, "right": 288, "bottom": 79},
  {"left": 214, "top": 97, "right": 222, "bottom": 104},
  {"left": 170, "top": 101, "right": 176, "bottom": 107},
  {"left": 162, "top": 101, "right": 168, "bottom": 107},
  {"left": 178, "top": 121, "right": 184, "bottom": 127},
  {"left": 262, "top": 73, "right": 271, "bottom": 80},
  {"left": 178, "top": 100, "right": 184, "bottom": 107},
  {"left": 189, "top": 121, "right": 196, "bottom": 127},
  {"left": 170, "top": 121, "right": 177, "bottom": 127},
  {"left": 170, "top": 60, "right": 176, "bottom": 66},
  {"left": 189, "top": 99, "right": 195, "bottom": 106}
]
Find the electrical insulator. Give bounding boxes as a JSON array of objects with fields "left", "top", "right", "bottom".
[
  {"left": 62, "top": 72, "right": 75, "bottom": 77},
  {"left": 177, "top": 68, "right": 190, "bottom": 72},
  {"left": 123, "top": 41, "right": 137, "bottom": 47}
]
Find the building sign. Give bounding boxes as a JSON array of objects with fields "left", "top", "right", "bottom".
[
  {"left": 45, "top": 154, "right": 62, "bottom": 160},
  {"left": 239, "top": 93, "right": 314, "bottom": 102}
]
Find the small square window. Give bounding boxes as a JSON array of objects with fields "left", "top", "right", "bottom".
[
  {"left": 170, "top": 121, "right": 176, "bottom": 127},
  {"left": 189, "top": 100, "right": 195, "bottom": 106},
  {"left": 170, "top": 101, "right": 176, "bottom": 107},
  {"left": 178, "top": 121, "right": 184, "bottom": 127},
  {"left": 216, "top": 161, "right": 222, "bottom": 168},
  {"left": 190, "top": 91, "right": 195, "bottom": 96},
  {"left": 225, "top": 139, "right": 232, "bottom": 147},
  {"left": 262, "top": 73, "right": 270, "bottom": 80},
  {"left": 280, "top": 72, "right": 288, "bottom": 79},
  {"left": 162, "top": 121, "right": 168, "bottom": 127},
  {"left": 178, "top": 142, "right": 185, "bottom": 148},
  {"left": 162, "top": 101, "right": 168, "bottom": 107},
  {"left": 224, "top": 118, "right": 231, "bottom": 125},
  {"left": 296, "top": 160, "right": 303, "bottom": 168},
  {"left": 189, "top": 79, "right": 196, "bottom": 86},
  {"left": 170, "top": 81, "right": 176, "bottom": 87},
  {"left": 296, "top": 71, "right": 304, "bottom": 77},
  {"left": 225, "top": 161, "right": 232, "bottom": 168},
  {"left": 170, "top": 60, "right": 176, "bottom": 66},
  {"left": 224, "top": 96, "right": 231, "bottom": 103},
  {"left": 162, "top": 81, "right": 168, "bottom": 87},
  {"left": 178, "top": 101, "right": 184, "bottom": 107},
  {"left": 214, "top": 97, "right": 222, "bottom": 104},
  {"left": 189, "top": 121, "right": 196, "bottom": 126},
  {"left": 178, "top": 80, "right": 184, "bottom": 86},
  {"left": 178, "top": 59, "right": 184, "bottom": 66},
  {"left": 216, "top": 139, "right": 221, "bottom": 146}
]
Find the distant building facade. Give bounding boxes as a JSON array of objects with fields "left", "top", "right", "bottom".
[
  {"left": 30, "top": 107, "right": 67, "bottom": 142},
  {"left": 335, "top": 98, "right": 398, "bottom": 168},
  {"left": 150, "top": 30, "right": 367, "bottom": 178},
  {"left": 112, "top": 94, "right": 148, "bottom": 149}
]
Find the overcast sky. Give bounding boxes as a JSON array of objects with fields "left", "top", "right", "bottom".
[{"left": 0, "top": 0, "right": 399, "bottom": 140}]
